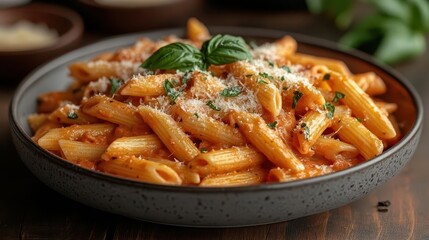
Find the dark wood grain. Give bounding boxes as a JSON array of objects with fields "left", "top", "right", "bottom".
[{"left": 1, "top": 4, "right": 429, "bottom": 240}]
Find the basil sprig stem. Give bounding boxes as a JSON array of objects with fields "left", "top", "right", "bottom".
[{"left": 141, "top": 34, "right": 252, "bottom": 71}]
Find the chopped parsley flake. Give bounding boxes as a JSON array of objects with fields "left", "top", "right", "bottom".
[
  {"left": 282, "top": 65, "right": 291, "bottom": 73},
  {"left": 67, "top": 112, "right": 78, "bottom": 120},
  {"left": 258, "top": 72, "right": 274, "bottom": 80},
  {"left": 182, "top": 72, "right": 192, "bottom": 85},
  {"left": 194, "top": 113, "right": 199, "bottom": 118},
  {"left": 164, "top": 79, "right": 180, "bottom": 103},
  {"left": 206, "top": 100, "right": 221, "bottom": 111},
  {"left": 333, "top": 91, "right": 345, "bottom": 103},
  {"left": 267, "top": 60, "right": 275, "bottom": 67},
  {"left": 323, "top": 102, "right": 335, "bottom": 119},
  {"left": 357, "top": 117, "right": 363, "bottom": 123},
  {"left": 323, "top": 73, "right": 331, "bottom": 80},
  {"left": 249, "top": 41, "right": 259, "bottom": 50},
  {"left": 301, "top": 123, "right": 310, "bottom": 140},
  {"left": 267, "top": 121, "right": 278, "bottom": 129},
  {"left": 220, "top": 86, "right": 241, "bottom": 97},
  {"left": 256, "top": 78, "right": 268, "bottom": 84},
  {"left": 280, "top": 76, "right": 285, "bottom": 81},
  {"left": 110, "top": 78, "right": 121, "bottom": 95},
  {"left": 282, "top": 86, "right": 289, "bottom": 91},
  {"left": 292, "top": 91, "right": 303, "bottom": 109},
  {"left": 245, "top": 74, "right": 254, "bottom": 78},
  {"left": 200, "top": 148, "right": 208, "bottom": 153}
]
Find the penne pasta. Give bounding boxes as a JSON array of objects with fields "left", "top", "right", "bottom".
[
  {"left": 173, "top": 105, "right": 246, "bottom": 146},
  {"left": 120, "top": 74, "right": 179, "bottom": 97},
  {"left": 102, "top": 134, "right": 165, "bottom": 160},
  {"left": 231, "top": 111, "right": 304, "bottom": 172},
  {"left": 99, "top": 156, "right": 183, "bottom": 185},
  {"left": 331, "top": 114, "right": 383, "bottom": 160},
  {"left": 59, "top": 139, "right": 107, "bottom": 163},
  {"left": 199, "top": 168, "right": 267, "bottom": 187},
  {"left": 293, "top": 110, "right": 333, "bottom": 155},
  {"left": 189, "top": 146, "right": 265, "bottom": 175},
  {"left": 29, "top": 19, "right": 403, "bottom": 186},
  {"left": 138, "top": 105, "right": 199, "bottom": 162},
  {"left": 328, "top": 72, "right": 396, "bottom": 140}
]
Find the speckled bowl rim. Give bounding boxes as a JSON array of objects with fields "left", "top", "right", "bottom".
[{"left": 10, "top": 26, "right": 424, "bottom": 193}]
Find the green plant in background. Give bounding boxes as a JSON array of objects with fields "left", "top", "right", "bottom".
[{"left": 307, "top": 0, "right": 429, "bottom": 64}]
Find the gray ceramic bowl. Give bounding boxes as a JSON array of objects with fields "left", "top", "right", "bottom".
[{"left": 10, "top": 27, "right": 423, "bottom": 227}]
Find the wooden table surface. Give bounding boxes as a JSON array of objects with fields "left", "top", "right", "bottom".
[{"left": 1, "top": 5, "right": 429, "bottom": 240}]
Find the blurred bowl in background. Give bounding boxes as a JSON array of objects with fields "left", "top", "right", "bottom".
[
  {"left": 78, "top": 0, "right": 200, "bottom": 34},
  {"left": 0, "top": 3, "right": 83, "bottom": 86}
]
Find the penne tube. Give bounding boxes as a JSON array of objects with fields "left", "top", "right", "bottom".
[
  {"left": 288, "top": 53, "right": 352, "bottom": 76},
  {"left": 331, "top": 115, "right": 383, "bottom": 160},
  {"left": 48, "top": 104, "right": 100, "bottom": 125},
  {"left": 69, "top": 61, "right": 137, "bottom": 83},
  {"left": 293, "top": 110, "right": 333, "bottom": 155},
  {"left": 312, "top": 136, "right": 360, "bottom": 161},
  {"left": 37, "top": 91, "right": 77, "bottom": 113},
  {"left": 282, "top": 81, "right": 325, "bottom": 113},
  {"left": 111, "top": 37, "right": 155, "bottom": 62},
  {"left": 59, "top": 140, "right": 107, "bottom": 163},
  {"left": 267, "top": 166, "right": 333, "bottom": 183},
  {"left": 82, "top": 95, "right": 148, "bottom": 129},
  {"left": 187, "top": 71, "right": 225, "bottom": 99},
  {"left": 120, "top": 74, "right": 179, "bottom": 97},
  {"left": 28, "top": 113, "right": 49, "bottom": 132},
  {"left": 138, "top": 105, "right": 199, "bottom": 162},
  {"left": 353, "top": 72, "right": 386, "bottom": 95},
  {"left": 173, "top": 105, "right": 246, "bottom": 146},
  {"left": 189, "top": 146, "right": 266, "bottom": 175},
  {"left": 231, "top": 111, "right": 305, "bottom": 172},
  {"left": 328, "top": 72, "right": 396, "bottom": 139},
  {"left": 186, "top": 17, "right": 210, "bottom": 45},
  {"left": 227, "top": 61, "right": 282, "bottom": 117},
  {"left": 199, "top": 168, "right": 267, "bottom": 187},
  {"left": 37, "top": 123, "right": 115, "bottom": 151},
  {"left": 375, "top": 101, "right": 398, "bottom": 115},
  {"left": 147, "top": 158, "right": 200, "bottom": 185},
  {"left": 102, "top": 135, "right": 164, "bottom": 160},
  {"left": 98, "top": 156, "right": 182, "bottom": 185}
]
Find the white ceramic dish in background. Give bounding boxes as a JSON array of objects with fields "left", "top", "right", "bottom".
[{"left": 10, "top": 27, "right": 423, "bottom": 227}]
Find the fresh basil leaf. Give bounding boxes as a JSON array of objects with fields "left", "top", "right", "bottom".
[
  {"left": 367, "top": 0, "right": 409, "bottom": 23},
  {"left": 292, "top": 91, "right": 303, "bottom": 109},
  {"left": 323, "top": 102, "right": 335, "bottom": 119},
  {"left": 164, "top": 79, "right": 180, "bottom": 102},
  {"left": 408, "top": 0, "right": 429, "bottom": 32},
  {"left": 306, "top": 0, "right": 354, "bottom": 28},
  {"left": 220, "top": 86, "right": 241, "bottom": 97},
  {"left": 141, "top": 42, "right": 204, "bottom": 71},
  {"left": 202, "top": 34, "right": 252, "bottom": 66},
  {"left": 374, "top": 19, "right": 426, "bottom": 64}
]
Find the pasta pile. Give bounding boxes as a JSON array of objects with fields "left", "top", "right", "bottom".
[{"left": 29, "top": 18, "right": 401, "bottom": 186}]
